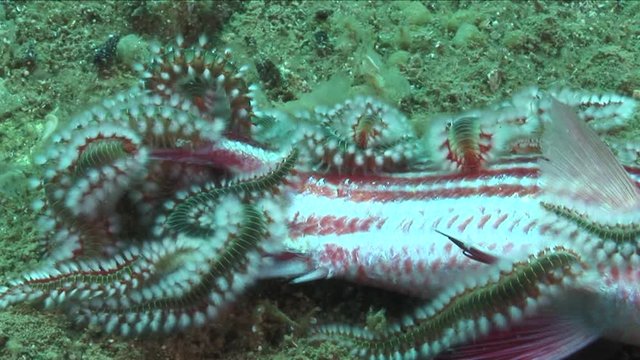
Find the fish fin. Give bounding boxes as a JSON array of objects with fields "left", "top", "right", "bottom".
[
  {"left": 435, "top": 229, "right": 498, "bottom": 264},
  {"left": 539, "top": 97, "right": 640, "bottom": 213},
  {"left": 259, "top": 252, "right": 329, "bottom": 283},
  {"left": 439, "top": 313, "right": 599, "bottom": 360}
]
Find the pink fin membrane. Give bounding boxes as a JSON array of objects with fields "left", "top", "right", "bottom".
[
  {"left": 150, "top": 143, "right": 266, "bottom": 173},
  {"left": 438, "top": 314, "right": 598, "bottom": 360},
  {"left": 540, "top": 97, "right": 640, "bottom": 212}
]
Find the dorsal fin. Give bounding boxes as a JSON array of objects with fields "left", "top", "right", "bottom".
[{"left": 539, "top": 97, "right": 640, "bottom": 213}]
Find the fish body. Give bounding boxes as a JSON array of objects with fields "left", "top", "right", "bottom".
[{"left": 266, "top": 91, "right": 640, "bottom": 359}]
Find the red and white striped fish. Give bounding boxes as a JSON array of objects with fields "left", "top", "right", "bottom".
[{"left": 258, "top": 87, "right": 640, "bottom": 359}]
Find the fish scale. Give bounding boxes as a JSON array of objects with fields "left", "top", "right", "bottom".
[{"left": 281, "top": 159, "right": 588, "bottom": 297}]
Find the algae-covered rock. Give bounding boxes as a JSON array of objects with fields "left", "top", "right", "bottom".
[
  {"left": 116, "top": 34, "right": 150, "bottom": 68},
  {"left": 0, "top": 79, "right": 21, "bottom": 119},
  {"left": 397, "top": 1, "right": 432, "bottom": 25},
  {"left": 452, "top": 23, "right": 486, "bottom": 47},
  {"left": 357, "top": 48, "right": 411, "bottom": 104},
  {"left": 388, "top": 50, "right": 411, "bottom": 68},
  {"left": 503, "top": 29, "right": 529, "bottom": 50}
]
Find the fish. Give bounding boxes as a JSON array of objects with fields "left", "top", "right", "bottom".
[{"left": 261, "top": 88, "right": 640, "bottom": 359}]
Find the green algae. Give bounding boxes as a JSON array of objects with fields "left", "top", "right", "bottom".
[{"left": 0, "top": 1, "right": 638, "bottom": 359}]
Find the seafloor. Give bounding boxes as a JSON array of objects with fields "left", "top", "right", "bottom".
[{"left": 0, "top": 1, "right": 639, "bottom": 359}]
